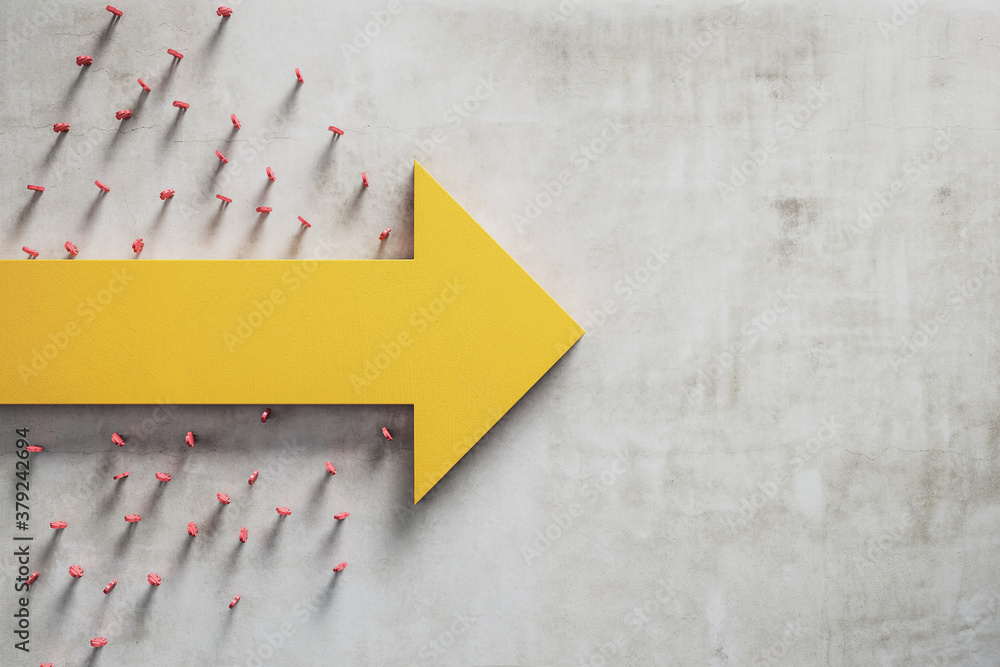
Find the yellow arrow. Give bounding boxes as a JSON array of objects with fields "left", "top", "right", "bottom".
[{"left": 0, "top": 163, "right": 584, "bottom": 502}]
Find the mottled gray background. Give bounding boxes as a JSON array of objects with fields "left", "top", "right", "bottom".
[{"left": 2, "top": 0, "right": 1000, "bottom": 665}]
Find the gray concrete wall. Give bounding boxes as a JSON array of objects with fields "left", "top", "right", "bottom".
[{"left": 2, "top": 0, "right": 1000, "bottom": 665}]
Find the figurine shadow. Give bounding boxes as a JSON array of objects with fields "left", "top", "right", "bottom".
[
  {"left": 113, "top": 522, "right": 139, "bottom": 558},
  {"left": 134, "top": 584, "right": 157, "bottom": 626},
  {"left": 83, "top": 648, "right": 103, "bottom": 667},
  {"left": 200, "top": 19, "right": 228, "bottom": 62},
  {"left": 90, "top": 14, "right": 120, "bottom": 59},
  {"left": 157, "top": 58, "right": 180, "bottom": 96},
  {"left": 222, "top": 125, "right": 239, "bottom": 150},
  {"left": 149, "top": 198, "right": 172, "bottom": 235},
  {"left": 202, "top": 201, "right": 228, "bottom": 239},
  {"left": 262, "top": 516, "right": 287, "bottom": 553},
  {"left": 311, "top": 134, "right": 340, "bottom": 184},
  {"left": 141, "top": 482, "right": 169, "bottom": 519},
  {"left": 175, "top": 533, "right": 197, "bottom": 565},
  {"left": 203, "top": 502, "right": 227, "bottom": 537},
  {"left": 316, "top": 572, "right": 342, "bottom": 611},
  {"left": 39, "top": 131, "right": 67, "bottom": 170},
  {"left": 321, "top": 519, "right": 343, "bottom": 550},
  {"left": 80, "top": 191, "right": 107, "bottom": 230},
  {"left": 96, "top": 473, "right": 124, "bottom": 514},
  {"left": 7, "top": 190, "right": 43, "bottom": 241},
  {"left": 159, "top": 109, "right": 186, "bottom": 150},
  {"left": 36, "top": 529, "right": 63, "bottom": 571},
  {"left": 236, "top": 211, "right": 270, "bottom": 259},
  {"left": 53, "top": 577, "right": 79, "bottom": 618},
  {"left": 60, "top": 66, "right": 90, "bottom": 110},
  {"left": 283, "top": 225, "right": 308, "bottom": 258}
]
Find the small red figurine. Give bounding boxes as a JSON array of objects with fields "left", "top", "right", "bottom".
[
  {"left": 379, "top": 228, "right": 391, "bottom": 241},
  {"left": 115, "top": 109, "right": 131, "bottom": 120},
  {"left": 328, "top": 126, "right": 344, "bottom": 135},
  {"left": 90, "top": 637, "right": 107, "bottom": 648},
  {"left": 106, "top": 5, "right": 123, "bottom": 17},
  {"left": 95, "top": 180, "right": 110, "bottom": 192},
  {"left": 325, "top": 461, "right": 336, "bottom": 476},
  {"left": 125, "top": 514, "right": 141, "bottom": 523},
  {"left": 112, "top": 432, "right": 125, "bottom": 447},
  {"left": 172, "top": 100, "right": 189, "bottom": 110},
  {"left": 298, "top": 216, "right": 311, "bottom": 228},
  {"left": 69, "top": 564, "right": 84, "bottom": 578},
  {"left": 167, "top": 48, "right": 184, "bottom": 60},
  {"left": 155, "top": 472, "right": 171, "bottom": 482},
  {"left": 159, "top": 189, "right": 175, "bottom": 200},
  {"left": 26, "top": 572, "right": 39, "bottom": 586},
  {"left": 266, "top": 167, "right": 276, "bottom": 182},
  {"left": 217, "top": 493, "right": 231, "bottom": 505},
  {"left": 103, "top": 580, "right": 117, "bottom": 594},
  {"left": 50, "top": 521, "right": 68, "bottom": 529},
  {"left": 334, "top": 512, "right": 349, "bottom": 520},
  {"left": 187, "top": 522, "right": 198, "bottom": 537},
  {"left": 215, "top": 150, "right": 227, "bottom": 163},
  {"left": 256, "top": 207, "right": 272, "bottom": 213},
  {"left": 113, "top": 471, "right": 130, "bottom": 480},
  {"left": 132, "top": 238, "right": 144, "bottom": 253},
  {"left": 138, "top": 77, "right": 151, "bottom": 92},
  {"left": 65, "top": 242, "right": 79, "bottom": 256},
  {"left": 248, "top": 470, "right": 259, "bottom": 485},
  {"left": 218, "top": 7, "right": 233, "bottom": 18},
  {"left": 22, "top": 246, "right": 39, "bottom": 258},
  {"left": 147, "top": 573, "right": 161, "bottom": 586},
  {"left": 231, "top": 113, "right": 240, "bottom": 129},
  {"left": 239, "top": 527, "right": 248, "bottom": 543},
  {"left": 216, "top": 194, "right": 232, "bottom": 204},
  {"left": 276, "top": 506, "right": 291, "bottom": 516},
  {"left": 26, "top": 185, "right": 45, "bottom": 193},
  {"left": 53, "top": 123, "right": 69, "bottom": 133},
  {"left": 362, "top": 172, "right": 369, "bottom": 188},
  {"left": 382, "top": 427, "right": 392, "bottom": 440},
  {"left": 76, "top": 55, "right": 93, "bottom": 66},
  {"left": 26, "top": 445, "right": 43, "bottom": 452},
  {"left": 186, "top": 431, "right": 195, "bottom": 447},
  {"left": 261, "top": 408, "right": 271, "bottom": 423},
  {"left": 333, "top": 562, "right": 348, "bottom": 572},
  {"left": 295, "top": 68, "right": 304, "bottom": 84},
  {"left": 230, "top": 594, "right": 241, "bottom": 608}
]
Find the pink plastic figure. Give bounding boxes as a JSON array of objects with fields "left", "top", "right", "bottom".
[
  {"left": 215, "top": 150, "right": 227, "bottom": 163},
  {"left": 103, "top": 580, "right": 117, "bottom": 594},
  {"left": 53, "top": 123, "right": 69, "bottom": 133},
  {"left": 261, "top": 409, "right": 271, "bottom": 423},
  {"left": 132, "top": 238, "right": 144, "bottom": 253},
  {"left": 167, "top": 48, "right": 183, "bottom": 60},
  {"left": 155, "top": 472, "right": 171, "bottom": 482},
  {"left": 115, "top": 109, "right": 131, "bottom": 120},
  {"left": 248, "top": 470, "right": 259, "bottom": 485},
  {"left": 333, "top": 562, "right": 347, "bottom": 572},
  {"left": 382, "top": 427, "right": 392, "bottom": 440},
  {"left": 362, "top": 172, "right": 369, "bottom": 188},
  {"left": 112, "top": 432, "right": 125, "bottom": 446},
  {"left": 173, "top": 100, "right": 189, "bottom": 110},
  {"left": 27, "top": 184, "right": 45, "bottom": 192},
  {"left": 379, "top": 228, "right": 391, "bottom": 241},
  {"left": 325, "top": 461, "right": 336, "bottom": 476},
  {"left": 69, "top": 564, "right": 84, "bottom": 578},
  {"left": 113, "top": 471, "right": 130, "bottom": 480},
  {"left": 26, "top": 445, "right": 43, "bottom": 452},
  {"left": 276, "top": 506, "right": 291, "bottom": 516},
  {"left": 138, "top": 78, "right": 151, "bottom": 92},
  {"left": 26, "top": 572, "right": 39, "bottom": 586},
  {"left": 90, "top": 637, "right": 107, "bottom": 648},
  {"left": 159, "top": 189, "right": 175, "bottom": 200},
  {"left": 266, "top": 167, "right": 276, "bottom": 182},
  {"left": 216, "top": 194, "right": 232, "bottom": 204},
  {"left": 298, "top": 216, "right": 311, "bottom": 228},
  {"left": 231, "top": 113, "right": 240, "bottom": 129},
  {"left": 230, "top": 594, "right": 241, "bottom": 608},
  {"left": 295, "top": 68, "right": 304, "bottom": 84},
  {"left": 106, "top": 5, "right": 123, "bottom": 17},
  {"left": 22, "top": 246, "right": 39, "bottom": 258},
  {"left": 65, "top": 242, "right": 79, "bottom": 256},
  {"left": 328, "top": 126, "right": 344, "bottom": 135},
  {"left": 50, "top": 521, "right": 68, "bottom": 529},
  {"left": 125, "top": 514, "right": 141, "bottom": 522},
  {"left": 256, "top": 207, "right": 272, "bottom": 213},
  {"left": 187, "top": 522, "right": 198, "bottom": 537},
  {"left": 76, "top": 55, "right": 93, "bottom": 66},
  {"left": 186, "top": 431, "right": 195, "bottom": 447},
  {"left": 217, "top": 493, "right": 231, "bottom": 505},
  {"left": 147, "top": 573, "right": 161, "bottom": 586},
  {"left": 334, "top": 512, "right": 349, "bottom": 520},
  {"left": 218, "top": 7, "right": 233, "bottom": 18},
  {"left": 95, "top": 180, "right": 110, "bottom": 192},
  {"left": 41, "top": 662, "right": 53, "bottom": 667},
  {"left": 239, "top": 527, "right": 248, "bottom": 543}
]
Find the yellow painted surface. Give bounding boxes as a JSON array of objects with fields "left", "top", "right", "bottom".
[{"left": 0, "top": 163, "right": 584, "bottom": 502}]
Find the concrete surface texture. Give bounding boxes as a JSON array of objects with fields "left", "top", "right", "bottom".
[{"left": 2, "top": 0, "right": 1000, "bottom": 665}]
